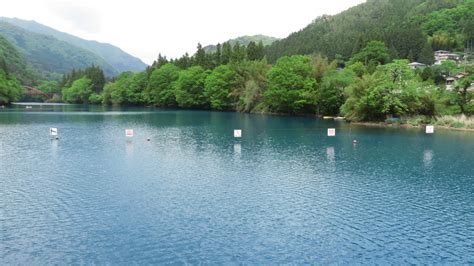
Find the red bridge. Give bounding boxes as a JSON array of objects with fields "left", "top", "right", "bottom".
[{"left": 22, "top": 86, "right": 53, "bottom": 99}]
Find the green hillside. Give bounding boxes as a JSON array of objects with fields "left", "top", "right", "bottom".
[
  {"left": 0, "top": 21, "right": 119, "bottom": 78},
  {"left": 203, "top": 35, "right": 279, "bottom": 53},
  {"left": 266, "top": 0, "right": 472, "bottom": 62},
  {"left": 0, "top": 34, "right": 39, "bottom": 85},
  {"left": 0, "top": 17, "right": 147, "bottom": 73}
]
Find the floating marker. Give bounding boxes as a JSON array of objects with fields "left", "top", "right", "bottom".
[
  {"left": 234, "top": 129, "right": 242, "bottom": 138},
  {"left": 426, "top": 125, "right": 434, "bottom": 134},
  {"left": 125, "top": 129, "right": 134, "bottom": 138},
  {"left": 49, "top": 128, "right": 58, "bottom": 136},
  {"left": 147, "top": 137, "right": 150, "bottom": 141},
  {"left": 327, "top": 128, "right": 336, "bottom": 137}
]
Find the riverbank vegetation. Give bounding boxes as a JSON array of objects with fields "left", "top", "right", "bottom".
[{"left": 0, "top": 0, "right": 473, "bottom": 130}]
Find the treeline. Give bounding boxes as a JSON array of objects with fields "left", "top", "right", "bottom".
[
  {"left": 57, "top": 40, "right": 473, "bottom": 119},
  {"left": 266, "top": 0, "right": 473, "bottom": 63}
]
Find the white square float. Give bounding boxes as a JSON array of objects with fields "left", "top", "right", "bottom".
[
  {"left": 125, "top": 129, "right": 134, "bottom": 137},
  {"left": 327, "top": 128, "right": 336, "bottom": 137},
  {"left": 234, "top": 129, "right": 242, "bottom": 138},
  {"left": 426, "top": 125, "right": 434, "bottom": 134},
  {"left": 49, "top": 128, "right": 58, "bottom": 136}
]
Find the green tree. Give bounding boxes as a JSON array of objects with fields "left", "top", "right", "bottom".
[
  {"left": 318, "top": 69, "right": 355, "bottom": 115},
  {"left": 453, "top": 74, "right": 474, "bottom": 114},
  {"left": 146, "top": 63, "right": 180, "bottom": 106},
  {"left": 0, "top": 69, "right": 22, "bottom": 104},
  {"left": 62, "top": 77, "right": 93, "bottom": 103},
  {"left": 264, "top": 55, "right": 316, "bottom": 114},
  {"left": 348, "top": 41, "right": 390, "bottom": 68},
  {"left": 175, "top": 66, "right": 209, "bottom": 108},
  {"left": 204, "top": 65, "right": 238, "bottom": 110}
]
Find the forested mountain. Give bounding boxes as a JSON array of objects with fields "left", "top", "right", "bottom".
[
  {"left": 266, "top": 0, "right": 473, "bottom": 63},
  {"left": 0, "top": 21, "right": 118, "bottom": 78},
  {"left": 203, "top": 35, "right": 279, "bottom": 53},
  {"left": 0, "top": 34, "right": 38, "bottom": 85},
  {"left": 0, "top": 17, "right": 147, "bottom": 73}
]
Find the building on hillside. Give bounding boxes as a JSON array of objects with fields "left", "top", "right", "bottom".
[
  {"left": 446, "top": 72, "right": 471, "bottom": 91},
  {"left": 435, "top": 50, "right": 463, "bottom": 65},
  {"left": 408, "top": 62, "right": 426, "bottom": 70}
]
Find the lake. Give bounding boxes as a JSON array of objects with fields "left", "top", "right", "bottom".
[{"left": 1, "top": 105, "right": 473, "bottom": 264}]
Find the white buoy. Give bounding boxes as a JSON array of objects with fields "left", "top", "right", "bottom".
[
  {"left": 426, "top": 125, "right": 434, "bottom": 134},
  {"left": 49, "top": 128, "right": 58, "bottom": 139},
  {"left": 147, "top": 137, "right": 150, "bottom": 141},
  {"left": 327, "top": 128, "right": 336, "bottom": 137},
  {"left": 234, "top": 129, "right": 242, "bottom": 138},
  {"left": 125, "top": 129, "right": 134, "bottom": 138}
]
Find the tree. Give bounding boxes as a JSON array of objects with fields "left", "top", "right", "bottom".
[
  {"left": 221, "top": 42, "right": 232, "bottom": 65},
  {"left": 318, "top": 69, "right": 355, "bottom": 115},
  {"left": 231, "top": 42, "right": 246, "bottom": 63},
  {"left": 418, "top": 41, "right": 435, "bottom": 65},
  {"left": 146, "top": 63, "right": 180, "bottom": 106},
  {"left": 0, "top": 69, "right": 22, "bottom": 104},
  {"left": 453, "top": 74, "right": 474, "bottom": 114},
  {"left": 37, "top": 80, "right": 60, "bottom": 94},
  {"left": 264, "top": 55, "right": 316, "bottom": 114},
  {"left": 175, "top": 66, "right": 209, "bottom": 108},
  {"left": 62, "top": 77, "right": 93, "bottom": 103},
  {"left": 204, "top": 65, "right": 238, "bottom": 110},
  {"left": 348, "top": 41, "right": 390, "bottom": 67}
]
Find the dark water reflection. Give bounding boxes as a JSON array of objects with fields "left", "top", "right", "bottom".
[{"left": 1, "top": 105, "right": 473, "bottom": 264}]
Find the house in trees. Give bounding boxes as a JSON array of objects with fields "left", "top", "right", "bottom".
[
  {"left": 434, "top": 50, "right": 463, "bottom": 65},
  {"left": 446, "top": 72, "right": 471, "bottom": 91},
  {"left": 408, "top": 62, "right": 426, "bottom": 70}
]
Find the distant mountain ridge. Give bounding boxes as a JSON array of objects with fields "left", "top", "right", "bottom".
[
  {"left": 203, "top": 35, "right": 279, "bottom": 53},
  {"left": 0, "top": 21, "right": 119, "bottom": 78},
  {"left": 0, "top": 17, "right": 147, "bottom": 74}
]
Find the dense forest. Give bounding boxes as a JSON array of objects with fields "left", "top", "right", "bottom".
[
  {"left": 266, "top": 0, "right": 473, "bottom": 63},
  {"left": 0, "top": 0, "right": 473, "bottom": 125}
]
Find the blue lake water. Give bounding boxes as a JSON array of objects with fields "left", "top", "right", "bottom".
[{"left": 1, "top": 105, "right": 473, "bottom": 264}]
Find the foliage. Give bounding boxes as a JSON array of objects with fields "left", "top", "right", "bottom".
[
  {"left": 264, "top": 55, "right": 317, "bottom": 114},
  {"left": 175, "top": 66, "right": 210, "bottom": 108},
  {"left": 348, "top": 41, "right": 391, "bottom": 68},
  {"left": 62, "top": 77, "right": 93, "bottom": 103},
  {"left": 146, "top": 63, "right": 180, "bottom": 106},
  {"left": 204, "top": 65, "right": 238, "bottom": 110},
  {"left": 0, "top": 69, "right": 22, "bottom": 104}
]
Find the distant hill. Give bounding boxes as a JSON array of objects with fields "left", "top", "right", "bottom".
[
  {"left": 0, "top": 21, "right": 120, "bottom": 78},
  {"left": 203, "top": 35, "right": 279, "bottom": 53},
  {"left": 0, "top": 34, "right": 37, "bottom": 85},
  {"left": 266, "top": 0, "right": 470, "bottom": 62},
  {"left": 0, "top": 17, "right": 147, "bottom": 73}
]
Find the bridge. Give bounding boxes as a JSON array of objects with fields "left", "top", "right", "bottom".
[{"left": 22, "top": 86, "right": 53, "bottom": 99}]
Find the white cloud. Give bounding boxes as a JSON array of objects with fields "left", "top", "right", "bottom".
[{"left": 1, "top": 0, "right": 366, "bottom": 64}]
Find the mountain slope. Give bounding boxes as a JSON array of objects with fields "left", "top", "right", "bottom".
[
  {"left": 266, "top": 0, "right": 467, "bottom": 62},
  {"left": 0, "top": 17, "right": 147, "bottom": 73},
  {"left": 0, "top": 21, "right": 119, "bottom": 78},
  {"left": 0, "top": 34, "right": 38, "bottom": 84},
  {"left": 203, "top": 35, "right": 279, "bottom": 53}
]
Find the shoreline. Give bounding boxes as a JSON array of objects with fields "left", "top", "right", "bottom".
[{"left": 351, "top": 121, "right": 474, "bottom": 132}]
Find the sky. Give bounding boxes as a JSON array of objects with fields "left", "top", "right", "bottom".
[{"left": 2, "top": 0, "right": 365, "bottom": 65}]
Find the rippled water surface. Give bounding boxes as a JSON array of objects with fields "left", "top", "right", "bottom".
[{"left": 1, "top": 105, "right": 473, "bottom": 264}]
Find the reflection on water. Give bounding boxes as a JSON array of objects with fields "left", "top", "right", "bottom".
[
  {"left": 1, "top": 106, "right": 473, "bottom": 264},
  {"left": 234, "top": 143, "right": 241, "bottom": 155},
  {"left": 423, "top": 149, "right": 434, "bottom": 168},
  {"left": 326, "top": 146, "right": 335, "bottom": 162}
]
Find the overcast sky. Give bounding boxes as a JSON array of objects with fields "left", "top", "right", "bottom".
[{"left": 2, "top": 0, "right": 365, "bottom": 64}]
